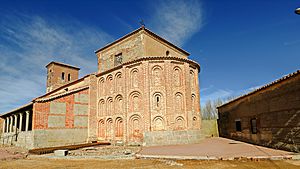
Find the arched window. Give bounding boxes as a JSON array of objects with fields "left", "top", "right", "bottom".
[
  {"left": 153, "top": 93, "right": 163, "bottom": 110},
  {"left": 152, "top": 66, "right": 163, "bottom": 86},
  {"left": 131, "top": 69, "right": 139, "bottom": 88},
  {"left": 98, "top": 99, "right": 105, "bottom": 117},
  {"left": 173, "top": 67, "right": 182, "bottom": 87},
  {"left": 61, "top": 72, "right": 65, "bottom": 80},
  {"left": 175, "top": 92, "right": 184, "bottom": 113},
  {"left": 98, "top": 77, "right": 105, "bottom": 97},
  {"left": 68, "top": 74, "right": 71, "bottom": 81}
]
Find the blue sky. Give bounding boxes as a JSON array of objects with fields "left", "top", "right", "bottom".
[{"left": 0, "top": 0, "right": 299, "bottom": 113}]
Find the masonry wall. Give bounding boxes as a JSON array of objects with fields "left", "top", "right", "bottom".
[
  {"left": 218, "top": 74, "right": 300, "bottom": 152},
  {"left": 96, "top": 29, "right": 189, "bottom": 74},
  {"left": 97, "top": 33, "right": 143, "bottom": 73},
  {"left": 33, "top": 89, "right": 89, "bottom": 148},
  {"left": 94, "top": 57, "right": 202, "bottom": 146},
  {"left": 46, "top": 63, "right": 79, "bottom": 92},
  {"left": 143, "top": 32, "right": 187, "bottom": 58}
]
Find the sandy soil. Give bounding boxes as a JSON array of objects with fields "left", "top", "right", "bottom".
[
  {"left": 0, "top": 146, "right": 27, "bottom": 160},
  {"left": 0, "top": 158, "right": 300, "bottom": 169}
]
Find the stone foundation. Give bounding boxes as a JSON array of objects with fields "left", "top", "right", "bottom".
[{"left": 144, "top": 130, "right": 204, "bottom": 146}]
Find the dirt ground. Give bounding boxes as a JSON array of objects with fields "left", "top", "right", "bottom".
[
  {"left": 0, "top": 158, "right": 299, "bottom": 169},
  {"left": 0, "top": 145, "right": 299, "bottom": 169}
]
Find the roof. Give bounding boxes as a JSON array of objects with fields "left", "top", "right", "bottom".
[
  {"left": 94, "top": 26, "right": 190, "bottom": 56},
  {"left": 46, "top": 61, "right": 80, "bottom": 70},
  {"left": 35, "top": 74, "right": 91, "bottom": 99},
  {"left": 218, "top": 70, "right": 300, "bottom": 108},
  {"left": 1, "top": 102, "right": 33, "bottom": 117}
]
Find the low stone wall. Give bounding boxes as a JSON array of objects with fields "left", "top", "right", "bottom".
[
  {"left": 201, "top": 120, "right": 219, "bottom": 138},
  {"left": 33, "top": 128, "right": 88, "bottom": 148},
  {"left": 1, "top": 131, "right": 34, "bottom": 149},
  {"left": 144, "top": 130, "right": 204, "bottom": 146}
]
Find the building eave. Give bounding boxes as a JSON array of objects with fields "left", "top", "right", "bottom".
[
  {"left": 46, "top": 61, "right": 80, "bottom": 70},
  {"left": 35, "top": 74, "right": 91, "bottom": 100},
  {"left": 96, "top": 56, "right": 200, "bottom": 77},
  {"left": 94, "top": 26, "right": 190, "bottom": 56},
  {"left": 1, "top": 102, "right": 33, "bottom": 118},
  {"left": 217, "top": 69, "right": 300, "bottom": 109}
]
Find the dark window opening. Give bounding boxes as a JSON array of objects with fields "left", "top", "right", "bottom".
[
  {"left": 115, "top": 53, "right": 123, "bottom": 66},
  {"left": 235, "top": 120, "right": 242, "bottom": 132},
  {"left": 166, "top": 51, "right": 170, "bottom": 56},
  {"left": 250, "top": 118, "right": 257, "bottom": 134},
  {"left": 68, "top": 74, "right": 71, "bottom": 81},
  {"left": 156, "top": 96, "right": 160, "bottom": 107},
  {"left": 62, "top": 72, "right": 65, "bottom": 80}
]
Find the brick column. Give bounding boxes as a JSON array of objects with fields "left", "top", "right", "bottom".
[
  {"left": 19, "top": 113, "right": 23, "bottom": 132},
  {"left": 87, "top": 74, "right": 98, "bottom": 141},
  {"left": 9, "top": 116, "right": 13, "bottom": 133},
  {"left": 14, "top": 114, "right": 18, "bottom": 132},
  {"left": 165, "top": 61, "right": 172, "bottom": 129},
  {"left": 184, "top": 63, "right": 192, "bottom": 129},
  {"left": 25, "top": 111, "right": 30, "bottom": 131}
]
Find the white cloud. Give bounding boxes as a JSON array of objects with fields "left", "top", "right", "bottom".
[
  {"left": 149, "top": 0, "right": 203, "bottom": 46},
  {"left": 200, "top": 85, "right": 264, "bottom": 106},
  {"left": 201, "top": 89, "right": 233, "bottom": 106},
  {"left": 0, "top": 13, "right": 113, "bottom": 113}
]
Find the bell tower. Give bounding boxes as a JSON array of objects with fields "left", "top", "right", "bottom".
[{"left": 46, "top": 61, "right": 80, "bottom": 93}]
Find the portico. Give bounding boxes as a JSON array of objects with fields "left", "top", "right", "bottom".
[{"left": 1, "top": 102, "right": 33, "bottom": 147}]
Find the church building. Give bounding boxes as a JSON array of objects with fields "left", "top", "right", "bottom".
[{"left": 0, "top": 27, "right": 202, "bottom": 149}]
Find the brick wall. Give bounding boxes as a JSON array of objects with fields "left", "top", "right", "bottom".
[
  {"left": 32, "top": 89, "right": 89, "bottom": 148},
  {"left": 94, "top": 57, "right": 202, "bottom": 145}
]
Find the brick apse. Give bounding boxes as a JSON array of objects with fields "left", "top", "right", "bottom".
[
  {"left": 218, "top": 70, "right": 300, "bottom": 152},
  {"left": 0, "top": 27, "right": 203, "bottom": 149}
]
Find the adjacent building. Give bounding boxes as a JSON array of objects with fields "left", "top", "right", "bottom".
[
  {"left": 218, "top": 70, "right": 300, "bottom": 152},
  {"left": 0, "top": 27, "right": 203, "bottom": 149}
]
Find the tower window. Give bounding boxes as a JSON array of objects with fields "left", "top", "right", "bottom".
[
  {"left": 62, "top": 72, "right": 65, "bottom": 80},
  {"left": 68, "top": 74, "right": 71, "bottom": 81},
  {"left": 115, "top": 53, "right": 123, "bottom": 66},
  {"left": 156, "top": 96, "right": 160, "bottom": 107},
  {"left": 154, "top": 94, "right": 162, "bottom": 108},
  {"left": 166, "top": 51, "right": 170, "bottom": 56}
]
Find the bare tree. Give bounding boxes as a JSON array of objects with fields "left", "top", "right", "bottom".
[{"left": 201, "top": 97, "right": 229, "bottom": 120}]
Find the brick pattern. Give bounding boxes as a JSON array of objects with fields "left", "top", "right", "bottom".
[
  {"left": 94, "top": 59, "right": 201, "bottom": 144},
  {"left": 33, "top": 89, "right": 89, "bottom": 130}
]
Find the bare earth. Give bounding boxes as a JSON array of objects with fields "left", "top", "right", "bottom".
[
  {"left": 1, "top": 158, "right": 300, "bottom": 169},
  {"left": 0, "top": 139, "right": 299, "bottom": 169}
]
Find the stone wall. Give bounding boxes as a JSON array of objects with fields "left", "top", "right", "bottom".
[
  {"left": 218, "top": 73, "right": 300, "bottom": 152},
  {"left": 33, "top": 129, "right": 87, "bottom": 148},
  {"left": 97, "top": 33, "right": 143, "bottom": 73},
  {"left": 201, "top": 120, "right": 219, "bottom": 137},
  {"left": 144, "top": 130, "right": 203, "bottom": 146},
  {"left": 1, "top": 131, "right": 34, "bottom": 149}
]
